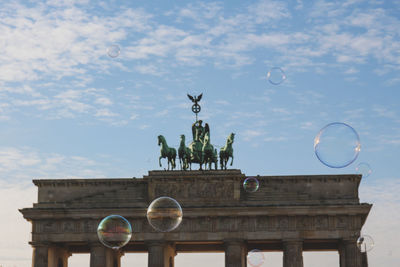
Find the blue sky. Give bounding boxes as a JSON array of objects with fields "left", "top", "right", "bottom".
[{"left": 0, "top": 0, "right": 399, "bottom": 266}]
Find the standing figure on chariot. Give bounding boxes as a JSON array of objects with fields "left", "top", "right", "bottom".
[
  {"left": 189, "top": 120, "right": 210, "bottom": 168},
  {"left": 192, "top": 120, "right": 210, "bottom": 143}
]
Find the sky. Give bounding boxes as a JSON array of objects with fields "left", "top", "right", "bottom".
[{"left": 0, "top": 0, "right": 399, "bottom": 266}]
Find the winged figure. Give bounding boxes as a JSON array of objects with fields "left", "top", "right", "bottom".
[{"left": 187, "top": 93, "right": 203, "bottom": 104}]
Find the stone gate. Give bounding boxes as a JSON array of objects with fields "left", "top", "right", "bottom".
[{"left": 20, "top": 169, "right": 372, "bottom": 267}]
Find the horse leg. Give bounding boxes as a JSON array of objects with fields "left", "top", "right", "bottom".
[
  {"left": 230, "top": 155, "right": 234, "bottom": 166},
  {"left": 159, "top": 156, "right": 162, "bottom": 167}
]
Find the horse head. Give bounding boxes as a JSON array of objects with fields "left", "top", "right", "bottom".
[
  {"left": 229, "top": 133, "right": 235, "bottom": 142},
  {"left": 180, "top": 134, "right": 185, "bottom": 141},
  {"left": 158, "top": 135, "right": 164, "bottom": 146}
]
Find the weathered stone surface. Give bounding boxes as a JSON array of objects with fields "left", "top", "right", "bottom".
[{"left": 21, "top": 170, "right": 371, "bottom": 267}]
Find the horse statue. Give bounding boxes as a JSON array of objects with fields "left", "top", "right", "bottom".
[
  {"left": 157, "top": 135, "right": 176, "bottom": 170},
  {"left": 219, "top": 133, "right": 235, "bottom": 170},
  {"left": 178, "top": 134, "right": 191, "bottom": 170},
  {"left": 211, "top": 148, "right": 218, "bottom": 170},
  {"left": 201, "top": 132, "right": 216, "bottom": 170}
]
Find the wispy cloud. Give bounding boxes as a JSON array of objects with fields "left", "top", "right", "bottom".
[{"left": 0, "top": 147, "right": 108, "bottom": 182}]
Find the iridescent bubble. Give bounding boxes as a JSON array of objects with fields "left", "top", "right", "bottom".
[
  {"left": 243, "top": 177, "right": 260, "bottom": 193},
  {"left": 247, "top": 249, "right": 265, "bottom": 267},
  {"left": 147, "top": 196, "right": 183, "bottom": 232},
  {"left": 97, "top": 215, "right": 132, "bottom": 250},
  {"left": 314, "top": 122, "right": 361, "bottom": 168},
  {"left": 267, "top": 67, "right": 286, "bottom": 85},
  {"left": 107, "top": 44, "right": 120, "bottom": 58},
  {"left": 357, "top": 235, "right": 374, "bottom": 252},
  {"left": 356, "top": 162, "right": 372, "bottom": 178}
]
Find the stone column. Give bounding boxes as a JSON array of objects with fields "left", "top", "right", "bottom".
[
  {"left": 283, "top": 240, "right": 303, "bottom": 267},
  {"left": 48, "top": 246, "right": 71, "bottom": 267},
  {"left": 90, "top": 243, "right": 121, "bottom": 267},
  {"left": 146, "top": 241, "right": 176, "bottom": 267},
  {"left": 338, "top": 242, "right": 346, "bottom": 267},
  {"left": 224, "top": 239, "right": 247, "bottom": 267},
  {"left": 32, "top": 243, "right": 49, "bottom": 267},
  {"left": 340, "top": 239, "right": 362, "bottom": 267},
  {"left": 109, "top": 250, "right": 123, "bottom": 267}
]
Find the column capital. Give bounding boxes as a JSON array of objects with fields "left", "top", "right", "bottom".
[
  {"left": 145, "top": 240, "right": 175, "bottom": 248},
  {"left": 282, "top": 241, "right": 304, "bottom": 244},
  {"left": 341, "top": 237, "right": 358, "bottom": 244},
  {"left": 89, "top": 241, "right": 106, "bottom": 248},
  {"left": 29, "top": 241, "right": 50, "bottom": 247},
  {"left": 223, "top": 239, "right": 247, "bottom": 246}
]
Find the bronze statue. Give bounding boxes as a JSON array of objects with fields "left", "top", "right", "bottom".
[
  {"left": 157, "top": 135, "right": 176, "bottom": 170},
  {"left": 187, "top": 93, "right": 203, "bottom": 121},
  {"left": 201, "top": 132, "right": 215, "bottom": 170},
  {"left": 155, "top": 93, "right": 235, "bottom": 171},
  {"left": 192, "top": 120, "right": 210, "bottom": 143},
  {"left": 220, "top": 133, "right": 235, "bottom": 170},
  {"left": 178, "top": 134, "right": 191, "bottom": 170},
  {"left": 188, "top": 120, "right": 213, "bottom": 170},
  {"left": 187, "top": 93, "right": 203, "bottom": 105},
  {"left": 212, "top": 148, "right": 218, "bottom": 170}
]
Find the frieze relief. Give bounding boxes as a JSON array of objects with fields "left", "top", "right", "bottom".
[
  {"left": 336, "top": 215, "right": 348, "bottom": 229},
  {"left": 34, "top": 215, "right": 358, "bottom": 234},
  {"left": 315, "top": 216, "right": 329, "bottom": 230},
  {"left": 153, "top": 181, "right": 234, "bottom": 200}
]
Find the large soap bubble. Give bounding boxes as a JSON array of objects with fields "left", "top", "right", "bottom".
[
  {"left": 97, "top": 215, "right": 132, "bottom": 249},
  {"left": 147, "top": 196, "right": 183, "bottom": 232},
  {"left": 243, "top": 177, "right": 260, "bottom": 193},
  {"left": 356, "top": 162, "right": 372, "bottom": 178},
  {"left": 357, "top": 235, "right": 374, "bottom": 252},
  {"left": 267, "top": 67, "right": 286, "bottom": 85},
  {"left": 107, "top": 44, "right": 120, "bottom": 58},
  {"left": 247, "top": 249, "right": 265, "bottom": 267},
  {"left": 314, "top": 122, "right": 361, "bottom": 168}
]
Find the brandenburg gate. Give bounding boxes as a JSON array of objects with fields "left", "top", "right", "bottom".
[{"left": 20, "top": 169, "right": 371, "bottom": 267}]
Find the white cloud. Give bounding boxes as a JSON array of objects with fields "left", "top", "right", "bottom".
[
  {"left": 242, "top": 129, "right": 264, "bottom": 141},
  {"left": 95, "top": 97, "right": 113, "bottom": 106},
  {"left": 0, "top": 147, "right": 107, "bottom": 182},
  {"left": 95, "top": 108, "right": 118, "bottom": 117},
  {"left": 247, "top": 0, "right": 290, "bottom": 23},
  {"left": 0, "top": 2, "right": 152, "bottom": 83}
]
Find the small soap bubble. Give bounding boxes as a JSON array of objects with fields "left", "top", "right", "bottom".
[
  {"left": 314, "top": 122, "right": 361, "bottom": 168},
  {"left": 247, "top": 249, "right": 265, "bottom": 267},
  {"left": 267, "top": 67, "right": 286, "bottom": 85},
  {"left": 243, "top": 177, "right": 260, "bottom": 193},
  {"left": 356, "top": 162, "right": 372, "bottom": 178},
  {"left": 107, "top": 44, "right": 120, "bottom": 58},
  {"left": 147, "top": 196, "right": 183, "bottom": 232},
  {"left": 357, "top": 235, "right": 374, "bottom": 252},
  {"left": 97, "top": 215, "right": 132, "bottom": 250}
]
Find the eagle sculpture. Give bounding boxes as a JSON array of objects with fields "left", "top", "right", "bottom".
[{"left": 187, "top": 93, "right": 203, "bottom": 104}]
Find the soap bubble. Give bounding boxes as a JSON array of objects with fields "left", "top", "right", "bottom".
[
  {"left": 243, "top": 177, "right": 260, "bottom": 193},
  {"left": 107, "top": 44, "right": 120, "bottom": 58},
  {"left": 356, "top": 162, "right": 372, "bottom": 178},
  {"left": 97, "top": 215, "right": 132, "bottom": 250},
  {"left": 147, "top": 196, "right": 183, "bottom": 232},
  {"left": 314, "top": 122, "right": 360, "bottom": 168},
  {"left": 267, "top": 67, "right": 286, "bottom": 85},
  {"left": 247, "top": 249, "right": 265, "bottom": 267},
  {"left": 357, "top": 235, "right": 374, "bottom": 252}
]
